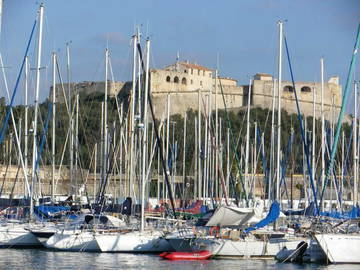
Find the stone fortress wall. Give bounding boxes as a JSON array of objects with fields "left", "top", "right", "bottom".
[
  {"left": 148, "top": 61, "right": 342, "bottom": 121},
  {"left": 51, "top": 61, "right": 343, "bottom": 121}
]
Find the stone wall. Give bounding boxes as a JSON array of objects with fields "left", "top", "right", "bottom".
[{"left": 49, "top": 61, "right": 344, "bottom": 122}]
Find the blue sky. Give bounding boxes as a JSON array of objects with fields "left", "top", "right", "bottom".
[{"left": 1, "top": 0, "right": 359, "bottom": 103}]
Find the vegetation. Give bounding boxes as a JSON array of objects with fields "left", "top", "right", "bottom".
[{"left": 0, "top": 93, "right": 352, "bottom": 191}]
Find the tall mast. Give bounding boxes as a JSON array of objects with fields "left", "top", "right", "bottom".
[
  {"left": 341, "top": 130, "right": 344, "bottom": 209},
  {"left": 24, "top": 56, "right": 29, "bottom": 195},
  {"left": 276, "top": 20, "right": 283, "bottom": 202},
  {"left": 312, "top": 85, "right": 316, "bottom": 190},
  {"left": 245, "top": 78, "right": 252, "bottom": 199},
  {"left": 197, "top": 88, "right": 202, "bottom": 199},
  {"left": 67, "top": 42, "right": 74, "bottom": 197},
  {"left": 320, "top": 58, "right": 325, "bottom": 209},
  {"left": 31, "top": 3, "right": 44, "bottom": 214},
  {"left": 354, "top": 81, "right": 358, "bottom": 205},
  {"left": 140, "top": 38, "right": 150, "bottom": 232},
  {"left": 94, "top": 143, "right": 97, "bottom": 200},
  {"left": 165, "top": 94, "right": 170, "bottom": 202},
  {"left": 51, "top": 52, "right": 56, "bottom": 201},
  {"left": 103, "top": 48, "right": 109, "bottom": 188},
  {"left": 129, "top": 33, "right": 137, "bottom": 197},
  {"left": 214, "top": 69, "right": 219, "bottom": 198},
  {"left": 183, "top": 112, "right": 187, "bottom": 188}
]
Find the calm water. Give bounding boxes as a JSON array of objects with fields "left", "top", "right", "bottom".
[{"left": 1, "top": 249, "right": 360, "bottom": 270}]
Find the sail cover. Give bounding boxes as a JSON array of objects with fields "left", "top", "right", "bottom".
[
  {"left": 205, "top": 206, "right": 255, "bottom": 227},
  {"left": 244, "top": 201, "right": 280, "bottom": 233}
]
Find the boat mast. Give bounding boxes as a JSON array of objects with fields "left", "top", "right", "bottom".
[
  {"left": 129, "top": 33, "right": 137, "bottom": 197},
  {"left": 165, "top": 94, "right": 170, "bottom": 202},
  {"left": 245, "top": 78, "right": 252, "bottom": 200},
  {"left": 94, "top": 143, "right": 97, "bottom": 201},
  {"left": 31, "top": 3, "right": 44, "bottom": 215},
  {"left": 354, "top": 81, "right": 358, "bottom": 205},
  {"left": 66, "top": 42, "right": 75, "bottom": 198},
  {"left": 320, "top": 58, "right": 325, "bottom": 210},
  {"left": 140, "top": 38, "right": 150, "bottom": 232},
  {"left": 215, "top": 69, "right": 219, "bottom": 198},
  {"left": 198, "top": 88, "right": 202, "bottom": 199},
  {"left": 312, "top": 85, "right": 316, "bottom": 191},
  {"left": 51, "top": 52, "right": 56, "bottom": 201},
  {"left": 276, "top": 20, "right": 283, "bottom": 202},
  {"left": 182, "top": 112, "right": 187, "bottom": 191},
  {"left": 103, "top": 48, "right": 109, "bottom": 194},
  {"left": 24, "top": 56, "right": 29, "bottom": 196}
]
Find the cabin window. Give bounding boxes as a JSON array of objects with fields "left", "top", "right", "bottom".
[
  {"left": 182, "top": 78, "right": 187, "bottom": 85},
  {"left": 174, "top": 76, "right": 179, "bottom": 83},
  {"left": 166, "top": 76, "right": 171, "bottom": 82},
  {"left": 301, "top": 86, "right": 311, "bottom": 92},
  {"left": 283, "top": 85, "right": 294, "bottom": 92}
]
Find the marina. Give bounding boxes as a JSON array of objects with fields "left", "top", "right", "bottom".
[{"left": 0, "top": 1, "right": 359, "bottom": 269}]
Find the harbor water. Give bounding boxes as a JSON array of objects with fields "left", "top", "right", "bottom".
[{"left": 1, "top": 249, "right": 359, "bottom": 270}]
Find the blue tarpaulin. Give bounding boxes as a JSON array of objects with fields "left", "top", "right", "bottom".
[
  {"left": 34, "top": 205, "right": 70, "bottom": 218},
  {"left": 320, "top": 206, "right": 360, "bottom": 219},
  {"left": 244, "top": 201, "right": 280, "bottom": 233},
  {"left": 284, "top": 204, "right": 360, "bottom": 220}
]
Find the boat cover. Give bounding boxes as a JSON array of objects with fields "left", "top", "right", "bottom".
[
  {"left": 244, "top": 201, "right": 280, "bottom": 233},
  {"left": 205, "top": 206, "right": 255, "bottom": 227},
  {"left": 320, "top": 206, "right": 360, "bottom": 219},
  {"left": 34, "top": 205, "right": 70, "bottom": 218}
]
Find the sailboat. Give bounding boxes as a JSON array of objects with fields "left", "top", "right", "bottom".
[
  {"left": 0, "top": 3, "right": 47, "bottom": 249},
  {"left": 94, "top": 32, "right": 174, "bottom": 254}
]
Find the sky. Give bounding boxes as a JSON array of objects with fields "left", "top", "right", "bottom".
[{"left": 0, "top": 0, "right": 359, "bottom": 104}]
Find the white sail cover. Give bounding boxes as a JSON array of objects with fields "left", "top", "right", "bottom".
[{"left": 205, "top": 206, "right": 255, "bottom": 227}]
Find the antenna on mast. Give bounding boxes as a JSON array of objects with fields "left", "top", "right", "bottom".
[{"left": 176, "top": 50, "right": 180, "bottom": 71}]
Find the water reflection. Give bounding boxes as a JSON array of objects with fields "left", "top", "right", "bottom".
[{"left": 0, "top": 249, "right": 355, "bottom": 270}]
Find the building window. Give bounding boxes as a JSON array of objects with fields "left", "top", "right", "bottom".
[
  {"left": 184, "top": 69, "right": 187, "bottom": 73},
  {"left": 198, "top": 70, "right": 200, "bottom": 75},
  {"left": 203, "top": 70, "right": 205, "bottom": 76},
  {"left": 174, "top": 76, "right": 179, "bottom": 83},
  {"left": 191, "top": 69, "right": 193, "bottom": 75},
  {"left": 283, "top": 85, "right": 294, "bottom": 92},
  {"left": 182, "top": 78, "right": 187, "bottom": 85},
  {"left": 209, "top": 72, "right": 212, "bottom": 78},
  {"left": 166, "top": 76, "right": 171, "bottom": 82},
  {"left": 191, "top": 79, "right": 193, "bottom": 84},
  {"left": 200, "top": 81, "right": 202, "bottom": 86},
  {"left": 301, "top": 86, "right": 311, "bottom": 92}
]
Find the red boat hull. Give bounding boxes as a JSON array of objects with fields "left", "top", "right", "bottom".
[{"left": 160, "top": 251, "right": 212, "bottom": 260}]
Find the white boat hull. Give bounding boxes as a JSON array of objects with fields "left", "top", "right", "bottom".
[
  {"left": 45, "top": 230, "right": 99, "bottom": 252},
  {"left": 315, "top": 233, "right": 360, "bottom": 263},
  {"left": 0, "top": 223, "right": 41, "bottom": 248},
  {"left": 95, "top": 231, "right": 173, "bottom": 253},
  {"left": 195, "top": 236, "right": 307, "bottom": 258}
]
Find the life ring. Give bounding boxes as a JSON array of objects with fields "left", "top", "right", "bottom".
[{"left": 209, "top": 226, "right": 220, "bottom": 237}]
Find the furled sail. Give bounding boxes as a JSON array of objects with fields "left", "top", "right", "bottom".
[{"left": 244, "top": 201, "right": 280, "bottom": 233}]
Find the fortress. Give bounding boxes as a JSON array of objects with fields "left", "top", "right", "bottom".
[{"left": 53, "top": 61, "right": 343, "bottom": 121}]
